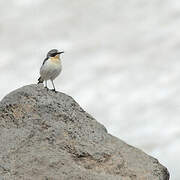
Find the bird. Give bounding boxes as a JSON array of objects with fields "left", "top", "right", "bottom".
[{"left": 38, "top": 49, "right": 64, "bottom": 92}]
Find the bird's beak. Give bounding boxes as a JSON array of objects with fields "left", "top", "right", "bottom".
[{"left": 57, "top": 51, "right": 64, "bottom": 54}]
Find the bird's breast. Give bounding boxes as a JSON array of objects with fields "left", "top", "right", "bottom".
[
  {"left": 49, "top": 57, "right": 61, "bottom": 64},
  {"left": 48, "top": 59, "right": 62, "bottom": 69},
  {"left": 42, "top": 58, "right": 62, "bottom": 71},
  {"left": 40, "top": 58, "right": 62, "bottom": 80}
]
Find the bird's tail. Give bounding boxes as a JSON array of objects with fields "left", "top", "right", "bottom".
[{"left": 38, "top": 76, "right": 44, "bottom": 84}]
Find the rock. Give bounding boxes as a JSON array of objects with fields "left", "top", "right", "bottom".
[{"left": 0, "top": 84, "right": 169, "bottom": 180}]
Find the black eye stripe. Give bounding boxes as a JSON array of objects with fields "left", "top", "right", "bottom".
[{"left": 51, "top": 53, "right": 57, "bottom": 57}]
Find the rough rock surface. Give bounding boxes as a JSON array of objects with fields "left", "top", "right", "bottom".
[{"left": 0, "top": 84, "right": 169, "bottom": 180}]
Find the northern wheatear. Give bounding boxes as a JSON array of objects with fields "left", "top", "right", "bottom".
[{"left": 38, "top": 49, "right": 64, "bottom": 92}]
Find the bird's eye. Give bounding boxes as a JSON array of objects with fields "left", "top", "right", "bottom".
[{"left": 51, "top": 53, "right": 57, "bottom": 57}]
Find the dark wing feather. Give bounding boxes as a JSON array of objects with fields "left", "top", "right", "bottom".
[
  {"left": 42, "top": 57, "right": 48, "bottom": 65},
  {"left": 37, "top": 57, "right": 48, "bottom": 84}
]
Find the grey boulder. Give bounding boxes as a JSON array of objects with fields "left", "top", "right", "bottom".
[{"left": 0, "top": 84, "right": 169, "bottom": 180}]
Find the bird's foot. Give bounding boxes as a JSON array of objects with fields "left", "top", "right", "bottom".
[
  {"left": 51, "top": 89, "right": 57, "bottom": 93},
  {"left": 45, "top": 87, "right": 49, "bottom": 91}
]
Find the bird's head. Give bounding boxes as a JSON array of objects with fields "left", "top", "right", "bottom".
[{"left": 47, "top": 49, "right": 64, "bottom": 58}]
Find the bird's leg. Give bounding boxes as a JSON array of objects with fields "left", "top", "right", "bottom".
[
  {"left": 51, "top": 80, "right": 57, "bottom": 93},
  {"left": 51, "top": 81, "right": 56, "bottom": 92},
  {"left": 45, "top": 81, "right": 49, "bottom": 90}
]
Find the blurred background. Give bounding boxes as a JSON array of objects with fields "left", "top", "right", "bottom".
[{"left": 0, "top": 0, "right": 179, "bottom": 179}]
